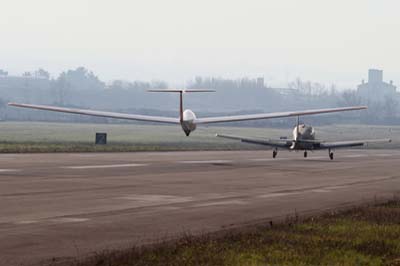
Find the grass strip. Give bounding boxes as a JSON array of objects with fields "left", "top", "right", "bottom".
[{"left": 57, "top": 199, "right": 400, "bottom": 266}]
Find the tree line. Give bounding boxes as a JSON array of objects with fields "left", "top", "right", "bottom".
[{"left": 0, "top": 67, "right": 398, "bottom": 125}]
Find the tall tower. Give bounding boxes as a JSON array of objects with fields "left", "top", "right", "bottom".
[
  {"left": 256, "top": 77, "right": 264, "bottom": 88},
  {"left": 368, "top": 69, "right": 383, "bottom": 84},
  {"left": 357, "top": 69, "right": 397, "bottom": 102}
]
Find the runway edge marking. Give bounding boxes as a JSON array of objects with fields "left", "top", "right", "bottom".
[{"left": 61, "top": 163, "right": 148, "bottom": 169}]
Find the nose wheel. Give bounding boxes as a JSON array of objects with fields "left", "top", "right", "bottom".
[
  {"left": 329, "top": 149, "right": 334, "bottom": 160},
  {"left": 272, "top": 148, "right": 278, "bottom": 158},
  {"left": 303, "top": 151, "right": 308, "bottom": 158}
]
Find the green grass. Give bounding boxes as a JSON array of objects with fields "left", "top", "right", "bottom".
[
  {"left": 67, "top": 199, "right": 400, "bottom": 266},
  {"left": 0, "top": 122, "right": 396, "bottom": 152}
]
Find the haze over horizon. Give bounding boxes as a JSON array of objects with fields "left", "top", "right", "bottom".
[{"left": 1, "top": 0, "right": 399, "bottom": 88}]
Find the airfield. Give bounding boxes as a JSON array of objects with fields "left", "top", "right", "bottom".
[{"left": 1, "top": 149, "right": 400, "bottom": 265}]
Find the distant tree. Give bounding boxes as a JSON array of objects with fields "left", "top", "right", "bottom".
[
  {"left": 0, "top": 69, "right": 8, "bottom": 76},
  {"left": 22, "top": 72, "right": 32, "bottom": 77},
  {"left": 288, "top": 78, "right": 331, "bottom": 96},
  {"left": 361, "top": 101, "right": 383, "bottom": 123},
  {"left": 338, "top": 90, "right": 361, "bottom": 107},
  {"left": 311, "top": 82, "right": 326, "bottom": 96},
  {"left": 108, "top": 80, "right": 152, "bottom": 91},
  {"left": 329, "top": 84, "right": 338, "bottom": 96},
  {"left": 288, "top": 78, "right": 312, "bottom": 95},
  {"left": 195, "top": 76, "right": 202, "bottom": 85},
  {"left": 52, "top": 72, "right": 70, "bottom": 105},
  {"left": 109, "top": 80, "right": 125, "bottom": 90},
  {"left": 383, "top": 95, "right": 398, "bottom": 121},
  {"left": 0, "top": 98, "right": 6, "bottom": 120},
  {"left": 34, "top": 68, "right": 50, "bottom": 79},
  {"left": 130, "top": 81, "right": 151, "bottom": 90},
  {"left": 60, "top": 67, "right": 105, "bottom": 90},
  {"left": 150, "top": 80, "right": 168, "bottom": 89},
  {"left": 0, "top": 98, "right": 6, "bottom": 108}
]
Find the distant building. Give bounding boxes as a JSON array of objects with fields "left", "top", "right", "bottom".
[
  {"left": 0, "top": 69, "right": 8, "bottom": 76},
  {"left": 357, "top": 69, "right": 397, "bottom": 102},
  {"left": 256, "top": 77, "right": 264, "bottom": 88}
]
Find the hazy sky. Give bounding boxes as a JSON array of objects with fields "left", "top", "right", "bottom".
[{"left": 1, "top": 0, "right": 399, "bottom": 88}]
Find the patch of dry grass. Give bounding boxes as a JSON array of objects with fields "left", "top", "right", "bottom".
[{"left": 54, "top": 199, "right": 400, "bottom": 266}]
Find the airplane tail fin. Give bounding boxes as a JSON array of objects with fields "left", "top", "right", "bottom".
[{"left": 148, "top": 89, "right": 215, "bottom": 122}]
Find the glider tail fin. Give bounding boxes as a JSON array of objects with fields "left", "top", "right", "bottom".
[{"left": 148, "top": 89, "right": 215, "bottom": 122}]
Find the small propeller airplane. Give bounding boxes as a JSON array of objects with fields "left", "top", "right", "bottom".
[
  {"left": 9, "top": 89, "right": 367, "bottom": 136},
  {"left": 217, "top": 117, "right": 391, "bottom": 160}
]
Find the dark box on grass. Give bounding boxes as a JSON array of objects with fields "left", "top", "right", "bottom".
[{"left": 95, "top": 133, "right": 107, "bottom": 145}]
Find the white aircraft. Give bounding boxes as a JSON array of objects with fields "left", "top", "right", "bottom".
[
  {"left": 8, "top": 89, "right": 367, "bottom": 136},
  {"left": 217, "top": 119, "right": 391, "bottom": 160}
]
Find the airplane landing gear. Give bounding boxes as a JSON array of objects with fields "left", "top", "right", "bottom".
[
  {"left": 272, "top": 148, "right": 278, "bottom": 158},
  {"left": 304, "top": 151, "right": 308, "bottom": 158},
  {"left": 329, "top": 149, "right": 334, "bottom": 160}
]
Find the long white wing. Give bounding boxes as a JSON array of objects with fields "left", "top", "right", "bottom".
[
  {"left": 8, "top": 103, "right": 180, "bottom": 124},
  {"left": 194, "top": 106, "right": 367, "bottom": 124},
  {"left": 8, "top": 103, "right": 366, "bottom": 125}
]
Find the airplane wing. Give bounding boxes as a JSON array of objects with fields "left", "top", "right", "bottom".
[
  {"left": 216, "top": 134, "right": 292, "bottom": 148},
  {"left": 194, "top": 106, "right": 367, "bottom": 124},
  {"left": 8, "top": 102, "right": 366, "bottom": 125},
  {"left": 8, "top": 103, "right": 180, "bottom": 124},
  {"left": 319, "top": 139, "right": 391, "bottom": 149}
]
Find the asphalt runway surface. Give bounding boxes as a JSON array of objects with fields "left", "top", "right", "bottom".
[{"left": 1, "top": 149, "right": 400, "bottom": 265}]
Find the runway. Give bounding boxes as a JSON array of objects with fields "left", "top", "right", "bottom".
[{"left": 1, "top": 149, "right": 400, "bottom": 265}]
